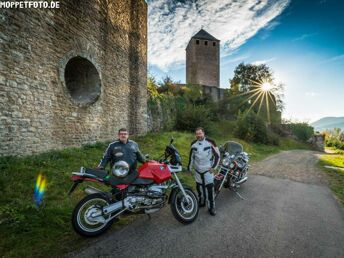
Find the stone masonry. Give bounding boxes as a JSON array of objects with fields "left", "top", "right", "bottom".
[
  {"left": 186, "top": 29, "right": 220, "bottom": 87},
  {"left": 0, "top": 0, "right": 148, "bottom": 156},
  {"left": 183, "top": 29, "right": 225, "bottom": 102}
]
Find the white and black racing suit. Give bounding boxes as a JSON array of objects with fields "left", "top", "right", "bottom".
[{"left": 187, "top": 137, "right": 220, "bottom": 209}]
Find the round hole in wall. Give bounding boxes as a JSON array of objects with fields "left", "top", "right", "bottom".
[{"left": 64, "top": 56, "right": 101, "bottom": 105}]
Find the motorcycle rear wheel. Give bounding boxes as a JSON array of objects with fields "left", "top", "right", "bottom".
[
  {"left": 72, "top": 193, "right": 114, "bottom": 237},
  {"left": 171, "top": 188, "right": 199, "bottom": 224}
]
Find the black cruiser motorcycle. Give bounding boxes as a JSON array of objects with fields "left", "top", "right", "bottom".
[{"left": 214, "top": 141, "right": 249, "bottom": 197}]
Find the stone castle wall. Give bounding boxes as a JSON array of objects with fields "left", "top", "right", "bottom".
[
  {"left": 0, "top": 0, "right": 148, "bottom": 156},
  {"left": 202, "top": 85, "right": 226, "bottom": 102}
]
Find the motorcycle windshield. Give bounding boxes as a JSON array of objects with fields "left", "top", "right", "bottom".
[{"left": 222, "top": 141, "right": 243, "bottom": 155}]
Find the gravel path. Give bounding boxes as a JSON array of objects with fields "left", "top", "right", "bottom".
[{"left": 250, "top": 150, "right": 328, "bottom": 184}]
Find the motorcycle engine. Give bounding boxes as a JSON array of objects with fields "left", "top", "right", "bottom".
[{"left": 126, "top": 185, "right": 165, "bottom": 211}]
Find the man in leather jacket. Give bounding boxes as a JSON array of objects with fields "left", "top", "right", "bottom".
[
  {"left": 187, "top": 127, "right": 220, "bottom": 216},
  {"left": 97, "top": 128, "right": 146, "bottom": 171}
]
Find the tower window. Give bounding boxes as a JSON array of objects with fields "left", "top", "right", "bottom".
[
  {"left": 205, "top": 41, "right": 208, "bottom": 45},
  {"left": 213, "top": 42, "right": 216, "bottom": 46},
  {"left": 196, "top": 40, "right": 199, "bottom": 45}
]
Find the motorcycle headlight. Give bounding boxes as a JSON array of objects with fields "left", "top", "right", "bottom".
[
  {"left": 229, "top": 162, "right": 235, "bottom": 169},
  {"left": 222, "top": 158, "right": 230, "bottom": 166},
  {"left": 242, "top": 152, "right": 249, "bottom": 161},
  {"left": 112, "top": 161, "right": 129, "bottom": 178}
]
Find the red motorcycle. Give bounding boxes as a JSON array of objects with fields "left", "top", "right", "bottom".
[{"left": 68, "top": 138, "right": 199, "bottom": 237}]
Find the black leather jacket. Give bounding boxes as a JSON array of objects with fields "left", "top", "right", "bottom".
[{"left": 98, "top": 140, "right": 146, "bottom": 170}]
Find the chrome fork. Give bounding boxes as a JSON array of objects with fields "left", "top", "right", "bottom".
[{"left": 172, "top": 172, "right": 190, "bottom": 201}]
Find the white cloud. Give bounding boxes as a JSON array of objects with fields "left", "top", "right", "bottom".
[
  {"left": 251, "top": 57, "right": 276, "bottom": 65},
  {"left": 222, "top": 54, "right": 250, "bottom": 66},
  {"left": 292, "top": 32, "right": 318, "bottom": 42},
  {"left": 147, "top": 0, "right": 290, "bottom": 71},
  {"left": 319, "top": 54, "right": 344, "bottom": 64},
  {"left": 305, "top": 92, "right": 319, "bottom": 97}
]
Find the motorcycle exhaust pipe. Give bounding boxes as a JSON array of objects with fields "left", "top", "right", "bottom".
[
  {"left": 236, "top": 176, "right": 248, "bottom": 185},
  {"left": 84, "top": 187, "right": 123, "bottom": 214}
]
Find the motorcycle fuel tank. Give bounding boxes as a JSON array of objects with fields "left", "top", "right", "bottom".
[{"left": 138, "top": 161, "right": 171, "bottom": 183}]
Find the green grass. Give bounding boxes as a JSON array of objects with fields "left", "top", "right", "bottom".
[
  {"left": 318, "top": 150, "right": 344, "bottom": 205},
  {"left": 320, "top": 154, "right": 344, "bottom": 168},
  {"left": 0, "top": 127, "right": 310, "bottom": 257}
]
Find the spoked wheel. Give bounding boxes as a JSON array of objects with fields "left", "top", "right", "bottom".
[
  {"left": 171, "top": 188, "right": 199, "bottom": 224},
  {"left": 72, "top": 193, "right": 114, "bottom": 237}
]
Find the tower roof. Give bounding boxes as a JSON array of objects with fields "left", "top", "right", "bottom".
[{"left": 191, "top": 29, "right": 219, "bottom": 41}]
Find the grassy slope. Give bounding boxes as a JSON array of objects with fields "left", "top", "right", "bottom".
[
  {"left": 0, "top": 126, "right": 310, "bottom": 257},
  {"left": 318, "top": 148, "right": 344, "bottom": 205}
]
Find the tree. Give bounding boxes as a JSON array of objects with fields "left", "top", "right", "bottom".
[
  {"left": 230, "top": 63, "right": 273, "bottom": 93},
  {"left": 157, "top": 75, "right": 182, "bottom": 96},
  {"left": 147, "top": 75, "right": 162, "bottom": 100},
  {"left": 228, "top": 63, "right": 285, "bottom": 123},
  {"left": 181, "top": 83, "right": 203, "bottom": 106}
]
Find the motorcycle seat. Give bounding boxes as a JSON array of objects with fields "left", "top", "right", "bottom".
[{"left": 84, "top": 168, "right": 108, "bottom": 179}]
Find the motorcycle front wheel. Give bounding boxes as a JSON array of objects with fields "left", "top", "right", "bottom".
[
  {"left": 170, "top": 188, "right": 199, "bottom": 224},
  {"left": 72, "top": 193, "right": 114, "bottom": 237}
]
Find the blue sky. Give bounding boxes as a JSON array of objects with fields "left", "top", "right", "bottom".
[{"left": 147, "top": 0, "right": 344, "bottom": 123}]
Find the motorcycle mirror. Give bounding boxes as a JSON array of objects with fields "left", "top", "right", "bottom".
[
  {"left": 170, "top": 137, "right": 174, "bottom": 144},
  {"left": 145, "top": 154, "right": 149, "bottom": 159}
]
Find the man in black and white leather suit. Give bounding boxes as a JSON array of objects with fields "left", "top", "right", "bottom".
[{"left": 187, "top": 127, "right": 220, "bottom": 216}]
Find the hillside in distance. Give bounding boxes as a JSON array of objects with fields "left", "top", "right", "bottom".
[{"left": 311, "top": 117, "right": 344, "bottom": 131}]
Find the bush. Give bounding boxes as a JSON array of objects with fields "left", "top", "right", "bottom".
[
  {"left": 327, "top": 140, "right": 344, "bottom": 150},
  {"left": 325, "top": 128, "right": 344, "bottom": 150},
  {"left": 207, "top": 120, "right": 236, "bottom": 139},
  {"left": 234, "top": 112, "right": 268, "bottom": 144},
  {"left": 286, "top": 123, "right": 314, "bottom": 142},
  {"left": 267, "top": 129, "right": 280, "bottom": 146},
  {"left": 269, "top": 124, "right": 290, "bottom": 137},
  {"left": 175, "top": 104, "right": 214, "bottom": 133}
]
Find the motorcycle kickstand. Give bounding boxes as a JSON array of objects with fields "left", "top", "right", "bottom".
[{"left": 231, "top": 188, "right": 246, "bottom": 200}]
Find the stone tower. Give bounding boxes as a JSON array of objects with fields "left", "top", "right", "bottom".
[{"left": 186, "top": 29, "right": 220, "bottom": 87}]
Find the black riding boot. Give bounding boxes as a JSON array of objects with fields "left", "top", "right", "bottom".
[
  {"left": 206, "top": 183, "right": 216, "bottom": 216},
  {"left": 196, "top": 183, "right": 206, "bottom": 207}
]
